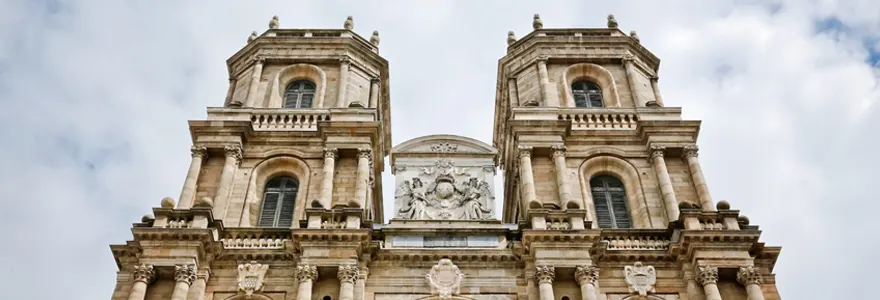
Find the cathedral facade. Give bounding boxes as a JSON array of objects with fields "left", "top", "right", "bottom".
[{"left": 109, "top": 14, "right": 781, "bottom": 300}]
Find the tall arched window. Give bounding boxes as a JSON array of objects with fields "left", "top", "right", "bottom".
[
  {"left": 283, "top": 80, "right": 315, "bottom": 108},
  {"left": 258, "top": 176, "right": 299, "bottom": 227},
  {"left": 572, "top": 81, "right": 604, "bottom": 108},
  {"left": 590, "top": 175, "right": 631, "bottom": 228}
]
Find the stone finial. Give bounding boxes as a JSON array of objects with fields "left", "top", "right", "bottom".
[
  {"left": 607, "top": 14, "right": 618, "bottom": 28},
  {"left": 160, "top": 197, "right": 175, "bottom": 208},
  {"left": 716, "top": 200, "right": 731, "bottom": 210},
  {"left": 247, "top": 31, "right": 258, "bottom": 43},
  {"left": 624, "top": 262, "right": 656, "bottom": 296},
  {"left": 344, "top": 16, "right": 354, "bottom": 30},
  {"left": 194, "top": 197, "right": 214, "bottom": 208},
  {"left": 507, "top": 31, "right": 517, "bottom": 46},
  {"left": 533, "top": 14, "right": 543, "bottom": 30},
  {"left": 237, "top": 261, "right": 269, "bottom": 297},
  {"left": 737, "top": 266, "right": 762, "bottom": 286},
  {"left": 534, "top": 265, "right": 555, "bottom": 284},
  {"left": 737, "top": 215, "right": 751, "bottom": 225},
  {"left": 174, "top": 264, "right": 197, "bottom": 285},
  {"left": 269, "top": 15, "right": 279, "bottom": 29},
  {"left": 370, "top": 30, "right": 380, "bottom": 46},
  {"left": 575, "top": 265, "right": 599, "bottom": 285},
  {"left": 695, "top": 265, "right": 719, "bottom": 286},
  {"left": 338, "top": 265, "right": 359, "bottom": 283},
  {"left": 141, "top": 214, "right": 154, "bottom": 223},
  {"left": 132, "top": 264, "right": 156, "bottom": 284},
  {"left": 630, "top": 30, "right": 640, "bottom": 43},
  {"left": 296, "top": 265, "right": 318, "bottom": 282}
]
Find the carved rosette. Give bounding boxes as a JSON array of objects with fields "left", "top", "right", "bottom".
[
  {"left": 624, "top": 262, "right": 656, "bottom": 296},
  {"left": 695, "top": 266, "right": 719, "bottom": 286},
  {"left": 518, "top": 146, "right": 533, "bottom": 159},
  {"left": 737, "top": 266, "right": 762, "bottom": 286},
  {"left": 682, "top": 145, "right": 699, "bottom": 158},
  {"left": 430, "top": 143, "right": 458, "bottom": 152},
  {"left": 550, "top": 145, "right": 566, "bottom": 159},
  {"left": 324, "top": 148, "right": 339, "bottom": 160},
  {"left": 237, "top": 261, "right": 269, "bottom": 297},
  {"left": 534, "top": 265, "right": 555, "bottom": 284},
  {"left": 132, "top": 264, "right": 156, "bottom": 284},
  {"left": 174, "top": 264, "right": 197, "bottom": 285},
  {"left": 425, "top": 259, "right": 464, "bottom": 299},
  {"left": 296, "top": 265, "right": 318, "bottom": 282},
  {"left": 648, "top": 145, "right": 665, "bottom": 163},
  {"left": 574, "top": 265, "right": 599, "bottom": 286},
  {"left": 338, "top": 265, "right": 359, "bottom": 283},
  {"left": 191, "top": 145, "right": 208, "bottom": 159},
  {"left": 225, "top": 144, "right": 243, "bottom": 165}
]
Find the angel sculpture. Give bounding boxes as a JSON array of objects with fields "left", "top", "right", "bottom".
[
  {"left": 459, "top": 178, "right": 494, "bottom": 220},
  {"left": 396, "top": 178, "right": 430, "bottom": 219}
]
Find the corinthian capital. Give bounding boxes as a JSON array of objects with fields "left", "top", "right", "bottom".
[
  {"left": 174, "top": 264, "right": 197, "bottom": 285},
  {"left": 132, "top": 264, "right": 156, "bottom": 284},
  {"left": 737, "top": 266, "right": 762, "bottom": 286},
  {"left": 338, "top": 265, "right": 359, "bottom": 283},
  {"left": 648, "top": 145, "right": 666, "bottom": 162},
  {"left": 324, "top": 148, "right": 339, "bottom": 160},
  {"left": 622, "top": 54, "right": 635, "bottom": 63},
  {"left": 518, "top": 146, "right": 533, "bottom": 159},
  {"left": 357, "top": 148, "right": 372, "bottom": 160},
  {"left": 224, "top": 144, "right": 243, "bottom": 165},
  {"left": 190, "top": 145, "right": 208, "bottom": 159},
  {"left": 537, "top": 55, "right": 550, "bottom": 63},
  {"left": 550, "top": 145, "right": 566, "bottom": 159},
  {"left": 534, "top": 265, "right": 555, "bottom": 284},
  {"left": 296, "top": 265, "right": 318, "bottom": 282},
  {"left": 339, "top": 56, "right": 351, "bottom": 64},
  {"left": 695, "top": 265, "right": 718, "bottom": 286},
  {"left": 682, "top": 145, "right": 699, "bottom": 158},
  {"left": 251, "top": 55, "right": 265, "bottom": 64},
  {"left": 574, "top": 265, "right": 599, "bottom": 286}
]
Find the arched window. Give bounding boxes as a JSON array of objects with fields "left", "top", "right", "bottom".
[
  {"left": 258, "top": 176, "right": 299, "bottom": 227},
  {"left": 572, "top": 81, "right": 604, "bottom": 108},
  {"left": 590, "top": 175, "right": 631, "bottom": 228},
  {"left": 283, "top": 80, "right": 315, "bottom": 108}
]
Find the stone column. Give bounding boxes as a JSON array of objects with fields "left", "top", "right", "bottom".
[
  {"left": 127, "top": 264, "right": 155, "bottom": 300},
  {"left": 187, "top": 268, "right": 210, "bottom": 300},
  {"left": 518, "top": 146, "right": 537, "bottom": 212},
  {"left": 318, "top": 148, "right": 338, "bottom": 209},
  {"left": 650, "top": 76, "right": 664, "bottom": 106},
  {"left": 507, "top": 77, "right": 520, "bottom": 105},
  {"left": 352, "top": 148, "right": 372, "bottom": 208},
  {"left": 338, "top": 265, "right": 359, "bottom": 300},
  {"left": 575, "top": 265, "right": 599, "bottom": 300},
  {"left": 178, "top": 145, "right": 208, "bottom": 209},
  {"left": 171, "top": 264, "right": 197, "bottom": 300},
  {"left": 683, "top": 145, "right": 715, "bottom": 212},
  {"left": 622, "top": 54, "right": 641, "bottom": 106},
  {"left": 296, "top": 265, "right": 319, "bottom": 300},
  {"left": 214, "top": 144, "right": 242, "bottom": 219},
  {"left": 225, "top": 77, "right": 238, "bottom": 107},
  {"left": 649, "top": 146, "right": 680, "bottom": 221},
  {"left": 536, "top": 56, "right": 559, "bottom": 107},
  {"left": 245, "top": 56, "right": 265, "bottom": 107},
  {"left": 737, "top": 266, "right": 765, "bottom": 300},
  {"left": 337, "top": 57, "right": 351, "bottom": 108},
  {"left": 695, "top": 266, "right": 721, "bottom": 300},
  {"left": 551, "top": 145, "right": 573, "bottom": 209},
  {"left": 354, "top": 267, "right": 368, "bottom": 300},
  {"left": 535, "top": 265, "right": 556, "bottom": 300},
  {"left": 368, "top": 77, "right": 380, "bottom": 108}
]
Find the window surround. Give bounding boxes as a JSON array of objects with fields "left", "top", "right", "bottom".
[
  {"left": 561, "top": 63, "right": 621, "bottom": 108},
  {"left": 266, "top": 63, "right": 327, "bottom": 108},
  {"left": 242, "top": 156, "right": 312, "bottom": 228},
  {"left": 578, "top": 155, "right": 653, "bottom": 229}
]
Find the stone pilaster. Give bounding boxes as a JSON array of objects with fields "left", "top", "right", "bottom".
[
  {"left": 245, "top": 56, "right": 265, "bottom": 107},
  {"left": 649, "top": 145, "right": 679, "bottom": 221},
  {"left": 574, "top": 265, "right": 599, "bottom": 300},
  {"left": 737, "top": 266, "right": 765, "bottom": 300},
  {"left": 338, "top": 265, "right": 359, "bottom": 300},
  {"left": 683, "top": 145, "right": 715, "bottom": 211},
  {"left": 337, "top": 57, "right": 351, "bottom": 107},
  {"left": 535, "top": 265, "right": 556, "bottom": 300},
  {"left": 127, "top": 264, "right": 155, "bottom": 300},
  {"left": 214, "top": 144, "right": 242, "bottom": 219},
  {"left": 171, "top": 264, "right": 197, "bottom": 300},
  {"left": 551, "top": 145, "right": 574, "bottom": 209},
  {"left": 297, "top": 265, "right": 319, "bottom": 300},
  {"left": 178, "top": 145, "right": 207, "bottom": 208},
  {"left": 695, "top": 266, "right": 721, "bottom": 300},
  {"left": 352, "top": 148, "right": 372, "bottom": 209}
]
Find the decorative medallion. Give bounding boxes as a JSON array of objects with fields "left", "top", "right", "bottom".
[
  {"left": 624, "top": 262, "right": 656, "bottom": 296},
  {"left": 425, "top": 258, "right": 464, "bottom": 299},
  {"left": 238, "top": 261, "right": 269, "bottom": 298}
]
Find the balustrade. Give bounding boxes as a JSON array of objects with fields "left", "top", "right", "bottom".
[
  {"left": 220, "top": 229, "right": 290, "bottom": 249},
  {"left": 251, "top": 111, "right": 330, "bottom": 130},
  {"left": 558, "top": 111, "right": 638, "bottom": 130}
]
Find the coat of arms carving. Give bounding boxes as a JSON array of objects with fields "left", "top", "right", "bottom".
[
  {"left": 425, "top": 258, "right": 464, "bottom": 298},
  {"left": 624, "top": 262, "right": 656, "bottom": 296},
  {"left": 396, "top": 159, "right": 494, "bottom": 220},
  {"left": 237, "top": 261, "right": 269, "bottom": 298}
]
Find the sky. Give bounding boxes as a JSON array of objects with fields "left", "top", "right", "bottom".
[{"left": 0, "top": 0, "right": 878, "bottom": 299}]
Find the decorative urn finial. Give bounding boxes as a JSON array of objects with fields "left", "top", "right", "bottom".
[
  {"left": 370, "top": 30, "right": 380, "bottom": 46},
  {"left": 344, "top": 16, "right": 354, "bottom": 30},
  {"left": 607, "top": 14, "right": 618, "bottom": 28},
  {"left": 247, "top": 31, "right": 258, "bottom": 43},
  {"left": 630, "top": 30, "right": 640, "bottom": 43},
  {"left": 507, "top": 31, "right": 517, "bottom": 46},
  {"left": 269, "top": 15, "right": 279, "bottom": 29},
  {"left": 533, "top": 14, "right": 543, "bottom": 30}
]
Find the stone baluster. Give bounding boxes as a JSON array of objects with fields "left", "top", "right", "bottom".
[
  {"left": 622, "top": 54, "right": 641, "bottom": 106},
  {"left": 318, "top": 148, "right": 338, "bottom": 209},
  {"left": 187, "top": 267, "right": 210, "bottom": 300},
  {"left": 551, "top": 145, "right": 574, "bottom": 210},
  {"left": 245, "top": 56, "right": 265, "bottom": 107},
  {"left": 352, "top": 148, "right": 372, "bottom": 208},
  {"left": 337, "top": 57, "right": 351, "bottom": 107},
  {"left": 354, "top": 267, "right": 368, "bottom": 300},
  {"left": 683, "top": 145, "right": 715, "bottom": 211},
  {"left": 127, "top": 264, "right": 155, "bottom": 300},
  {"left": 535, "top": 265, "right": 556, "bottom": 300},
  {"left": 178, "top": 145, "right": 207, "bottom": 208},
  {"left": 649, "top": 146, "right": 680, "bottom": 221},
  {"left": 575, "top": 265, "right": 599, "bottom": 300},
  {"left": 695, "top": 266, "right": 721, "bottom": 300},
  {"left": 213, "top": 144, "right": 242, "bottom": 219},
  {"left": 296, "top": 265, "right": 319, "bottom": 300},
  {"left": 338, "top": 265, "right": 359, "bottom": 300},
  {"left": 650, "top": 76, "right": 664, "bottom": 106},
  {"left": 518, "top": 147, "right": 539, "bottom": 224},
  {"left": 171, "top": 264, "right": 197, "bottom": 300},
  {"left": 368, "top": 77, "right": 380, "bottom": 108},
  {"left": 737, "top": 266, "right": 765, "bottom": 300},
  {"left": 536, "top": 56, "right": 559, "bottom": 107}
]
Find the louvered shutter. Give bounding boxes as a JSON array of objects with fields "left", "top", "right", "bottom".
[
  {"left": 277, "top": 190, "right": 297, "bottom": 228},
  {"left": 574, "top": 93, "right": 589, "bottom": 108},
  {"left": 588, "top": 92, "right": 603, "bottom": 108},
  {"left": 590, "top": 176, "right": 632, "bottom": 229},
  {"left": 591, "top": 187, "right": 614, "bottom": 228},
  {"left": 609, "top": 189, "right": 631, "bottom": 228},
  {"left": 300, "top": 93, "right": 314, "bottom": 108},
  {"left": 259, "top": 193, "right": 280, "bottom": 227}
]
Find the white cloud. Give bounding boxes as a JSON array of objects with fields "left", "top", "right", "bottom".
[{"left": 0, "top": 0, "right": 878, "bottom": 299}]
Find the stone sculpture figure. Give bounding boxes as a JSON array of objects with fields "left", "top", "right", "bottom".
[
  {"left": 397, "top": 178, "right": 429, "bottom": 219},
  {"left": 425, "top": 258, "right": 464, "bottom": 298}
]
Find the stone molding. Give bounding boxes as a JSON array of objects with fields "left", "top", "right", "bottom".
[
  {"left": 624, "top": 262, "right": 656, "bottom": 296},
  {"left": 575, "top": 265, "right": 599, "bottom": 285},
  {"left": 132, "top": 263, "right": 156, "bottom": 284},
  {"left": 296, "top": 265, "right": 319, "bottom": 282},
  {"left": 338, "top": 265, "right": 359, "bottom": 283},
  {"left": 737, "top": 266, "right": 762, "bottom": 286},
  {"left": 191, "top": 145, "right": 208, "bottom": 159},
  {"left": 682, "top": 145, "right": 699, "bottom": 158},
  {"left": 175, "top": 264, "right": 198, "bottom": 285},
  {"left": 695, "top": 266, "right": 719, "bottom": 286},
  {"left": 534, "top": 265, "right": 555, "bottom": 284}
]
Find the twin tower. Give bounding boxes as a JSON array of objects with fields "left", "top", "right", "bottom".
[{"left": 110, "top": 15, "right": 782, "bottom": 300}]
